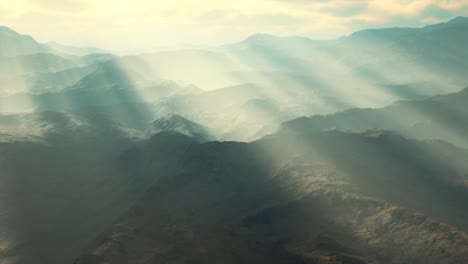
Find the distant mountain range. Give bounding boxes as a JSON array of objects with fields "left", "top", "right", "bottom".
[
  {"left": 0, "top": 26, "right": 52, "bottom": 56},
  {"left": 0, "top": 26, "right": 113, "bottom": 98},
  {"left": 3, "top": 16, "right": 468, "bottom": 94},
  {"left": 0, "top": 26, "right": 108, "bottom": 57},
  {"left": 282, "top": 86, "right": 468, "bottom": 147},
  {"left": 47, "top": 41, "right": 108, "bottom": 56}
]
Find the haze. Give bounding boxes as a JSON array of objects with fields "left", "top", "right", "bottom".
[
  {"left": 2, "top": 1, "right": 468, "bottom": 264},
  {"left": 1, "top": 0, "right": 468, "bottom": 50}
]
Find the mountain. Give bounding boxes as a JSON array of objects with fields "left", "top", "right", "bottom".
[
  {"left": 234, "top": 33, "right": 317, "bottom": 49},
  {"left": 0, "top": 26, "right": 115, "bottom": 98},
  {"left": 448, "top": 16, "right": 468, "bottom": 24},
  {"left": 114, "top": 49, "right": 242, "bottom": 90},
  {"left": 3, "top": 18, "right": 468, "bottom": 130},
  {"left": 0, "top": 60, "right": 191, "bottom": 113},
  {"left": 347, "top": 15, "right": 468, "bottom": 60},
  {"left": 3, "top": 104, "right": 467, "bottom": 264},
  {"left": 0, "top": 26, "right": 52, "bottom": 56},
  {"left": 0, "top": 108, "right": 217, "bottom": 264},
  {"left": 282, "top": 86, "right": 468, "bottom": 147},
  {"left": 145, "top": 83, "right": 295, "bottom": 141},
  {"left": 228, "top": 17, "right": 468, "bottom": 102},
  {"left": 149, "top": 114, "right": 213, "bottom": 142},
  {"left": 0, "top": 53, "right": 81, "bottom": 77},
  {"left": 0, "top": 110, "right": 151, "bottom": 264},
  {"left": 0, "top": 53, "right": 87, "bottom": 97},
  {"left": 47, "top": 41, "right": 109, "bottom": 56},
  {"left": 0, "top": 52, "right": 114, "bottom": 96},
  {"left": 75, "top": 127, "right": 468, "bottom": 264},
  {"left": 0, "top": 26, "right": 109, "bottom": 57}
]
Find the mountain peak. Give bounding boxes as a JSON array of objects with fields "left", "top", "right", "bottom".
[
  {"left": 0, "top": 26, "right": 51, "bottom": 56},
  {"left": 151, "top": 114, "right": 203, "bottom": 131},
  {"left": 0, "top": 26, "right": 19, "bottom": 35},
  {"left": 153, "top": 114, "right": 192, "bottom": 124},
  {"left": 150, "top": 114, "right": 212, "bottom": 142},
  {"left": 448, "top": 16, "right": 468, "bottom": 24},
  {"left": 245, "top": 33, "right": 278, "bottom": 43}
]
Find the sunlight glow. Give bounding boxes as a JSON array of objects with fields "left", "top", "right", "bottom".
[{"left": 1, "top": 0, "right": 468, "bottom": 50}]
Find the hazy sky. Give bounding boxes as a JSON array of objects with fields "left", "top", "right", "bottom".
[{"left": 1, "top": 0, "right": 467, "bottom": 50}]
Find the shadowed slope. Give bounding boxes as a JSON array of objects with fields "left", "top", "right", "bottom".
[{"left": 75, "top": 128, "right": 468, "bottom": 264}]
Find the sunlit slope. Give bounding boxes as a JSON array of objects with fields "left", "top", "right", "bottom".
[
  {"left": 0, "top": 26, "right": 114, "bottom": 99},
  {"left": 149, "top": 114, "right": 214, "bottom": 142},
  {"left": 3, "top": 83, "right": 467, "bottom": 143},
  {"left": 224, "top": 17, "right": 468, "bottom": 104},
  {"left": 100, "top": 17, "right": 468, "bottom": 112},
  {"left": 75, "top": 128, "right": 468, "bottom": 264},
  {"left": 283, "top": 86, "right": 468, "bottom": 147},
  {"left": 4, "top": 17, "right": 468, "bottom": 116},
  {"left": 0, "top": 54, "right": 95, "bottom": 98}
]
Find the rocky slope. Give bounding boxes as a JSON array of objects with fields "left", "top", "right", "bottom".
[
  {"left": 75, "top": 129, "right": 468, "bottom": 264},
  {"left": 0, "top": 109, "right": 221, "bottom": 264}
]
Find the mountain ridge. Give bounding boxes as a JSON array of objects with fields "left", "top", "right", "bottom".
[
  {"left": 74, "top": 126, "right": 468, "bottom": 264},
  {"left": 281, "top": 86, "right": 468, "bottom": 147},
  {"left": 0, "top": 25, "right": 52, "bottom": 56},
  {"left": 149, "top": 114, "right": 213, "bottom": 142},
  {"left": 47, "top": 41, "right": 109, "bottom": 56}
]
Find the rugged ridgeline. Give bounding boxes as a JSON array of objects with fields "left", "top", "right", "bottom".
[
  {"left": 0, "top": 26, "right": 51, "bottom": 56},
  {"left": 1, "top": 77, "right": 467, "bottom": 264},
  {"left": 0, "top": 26, "right": 112, "bottom": 99},
  {"left": 224, "top": 16, "right": 468, "bottom": 100},
  {"left": 0, "top": 85, "right": 468, "bottom": 264},
  {"left": 148, "top": 114, "right": 214, "bottom": 142},
  {"left": 0, "top": 111, "right": 141, "bottom": 264},
  {"left": 3, "top": 18, "right": 468, "bottom": 141},
  {"left": 0, "top": 111, "right": 215, "bottom": 264},
  {"left": 282, "top": 87, "right": 468, "bottom": 147},
  {"left": 75, "top": 127, "right": 468, "bottom": 264}
]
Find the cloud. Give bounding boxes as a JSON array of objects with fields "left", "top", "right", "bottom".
[
  {"left": 273, "top": 0, "right": 336, "bottom": 4},
  {"left": 421, "top": 4, "right": 461, "bottom": 20},
  {"left": 198, "top": 9, "right": 302, "bottom": 27},
  {"left": 365, "top": 0, "right": 468, "bottom": 18},
  {"left": 321, "top": 2, "right": 368, "bottom": 17},
  {"left": 26, "top": 0, "right": 87, "bottom": 13}
]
